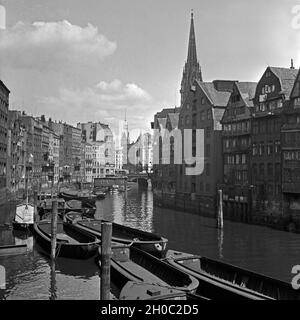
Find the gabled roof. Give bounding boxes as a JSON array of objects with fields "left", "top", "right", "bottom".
[
  {"left": 269, "top": 67, "right": 298, "bottom": 99},
  {"left": 196, "top": 81, "right": 231, "bottom": 107},
  {"left": 236, "top": 82, "right": 257, "bottom": 107},
  {"left": 0, "top": 80, "right": 10, "bottom": 94},
  {"left": 155, "top": 107, "right": 180, "bottom": 119}
]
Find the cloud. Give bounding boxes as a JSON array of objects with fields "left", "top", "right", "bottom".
[
  {"left": 37, "top": 79, "right": 155, "bottom": 134},
  {"left": 95, "top": 79, "right": 152, "bottom": 102},
  {"left": 0, "top": 20, "right": 116, "bottom": 71}
]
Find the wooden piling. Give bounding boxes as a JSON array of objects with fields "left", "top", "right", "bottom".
[
  {"left": 217, "top": 189, "right": 224, "bottom": 229},
  {"left": 100, "top": 222, "right": 112, "bottom": 300},
  {"left": 124, "top": 177, "right": 128, "bottom": 199},
  {"left": 51, "top": 199, "right": 58, "bottom": 260},
  {"left": 33, "top": 190, "right": 38, "bottom": 222}
]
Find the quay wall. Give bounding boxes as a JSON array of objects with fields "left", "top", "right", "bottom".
[{"left": 154, "top": 192, "right": 300, "bottom": 234}]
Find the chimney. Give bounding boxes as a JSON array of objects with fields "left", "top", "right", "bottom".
[{"left": 291, "top": 59, "right": 295, "bottom": 69}]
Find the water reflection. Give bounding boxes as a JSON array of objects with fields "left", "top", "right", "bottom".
[{"left": 1, "top": 184, "right": 300, "bottom": 299}]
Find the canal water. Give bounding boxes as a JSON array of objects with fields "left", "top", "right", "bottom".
[{"left": 1, "top": 183, "right": 300, "bottom": 299}]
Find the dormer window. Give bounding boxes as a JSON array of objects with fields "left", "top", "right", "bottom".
[{"left": 294, "top": 97, "right": 300, "bottom": 109}]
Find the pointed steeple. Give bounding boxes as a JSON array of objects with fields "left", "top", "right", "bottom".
[
  {"left": 187, "top": 10, "right": 197, "bottom": 67},
  {"left": 180, "top": 10, "right": 202, "bottom": 106}
]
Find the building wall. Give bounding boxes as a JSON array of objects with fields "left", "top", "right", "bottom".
[{"left": 0, "top": 81, "right": 9, "bottom": 202}]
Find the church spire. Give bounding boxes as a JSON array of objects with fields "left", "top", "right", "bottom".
[
  {"left": 187, "top": 10, "right": 197, "bottom": 67},
  {"left": 180, "top": 11, "right": 202, "bottom": 106}
]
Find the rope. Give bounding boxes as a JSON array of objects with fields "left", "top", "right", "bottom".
[{"left": 55, "top": 243, "right": 62, "bottom": 258}]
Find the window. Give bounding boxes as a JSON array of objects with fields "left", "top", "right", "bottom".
[
  {"left": 267, "top": 163, "right": 273, "bottom": 177},
  {"left": 206, "top": 183, "right": 210, "bottom": 192},
  {"left": 206, "top": 144, "right": 211, "bottom": 157},
  {"left": 236, "top": 154, "right": 240, "bottom": 164},
  {"left": 241, "top": 154, "right": 246, "bottom": 164},
  {"left": 267, "top": 142, "right": 273, "bottom": 155},
  {"left": 275, "top": 141, "right": 280, "bottom": 153},
  {"left": 200, "top": 111, "right": 205, "bottom": 121},
  {"left": 191, "top": 183, "right": 196, "bottom": 193},
  {"left": 206, "top": 126, "right": 211, "bottom": 139},
  {"left": 277, "top": 100, "right": 283, "bottom": 108},
  {"left": 201, "top": 97, "right": 205, "bottom": 105},
  {"left": 185, "top": 115, "right": 190, "bottom": 125},
  {"left": 259, "top": 163, "right": 265, "bottom": 176},
  {"left": 207, "top": 110, "right": 212, "bottom": 120},
  {"left": 192, "top": 113, "right": 197, "bottom": 127},
  {"left": 259, "top": 142, "right": 264, "bottom": 156},
  {"left": 252, "top": 143, "right": 258, "bottom": 156},
  {"left": 206, "top": 163, "right": 210, "bottom": 176}
]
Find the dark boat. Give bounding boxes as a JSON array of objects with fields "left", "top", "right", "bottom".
[
  {"left": 98, "top": 245, "right": 198, "bottom": 300},
  {"left": 37, "top": 199, "right": 65, "bottom": 220},
  {"left": 165, "top": 250, "right": 300, "bottom": 300},
  {"left": 64, "top": 200, "right": 96, "bottom": 218},
  {"left": 0, "top": 244, "right": 27, "bottom": 257},
  {"left": 59, "top": 189, "right": 97, "bottom": 205},
  {"left": 65, "top": 213, "right": 168, "bottom": 258},
  {"left": 33, "top": 220, "right": 100, "bottom": 259},
  {"left": 93, "top": 190, "right": 106, "bottom": 200}
]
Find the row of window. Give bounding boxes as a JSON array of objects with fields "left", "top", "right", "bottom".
[
  {"left": 255, "top": 99, "right": 283, "bottom": 112},
  {"left": 283, "top": 151, "right": 300, "bottom": 161},
  {"left": 223, "top": 121, "right": 250, "bottom": 133},
  {"left": 252, "top": 163, "right": 281, "bottom": 178},
  {"left": 224, "top": 154, "right": 247, "bottom": 165},
  {"left": 224, "top": 137, "right": 250, "bottom": 149},
  {"left": 252, "top": 141, "right": 280, "bottom": 156},
  {"left": 252, "top": 118, "right": 281, "bottom": 134}
]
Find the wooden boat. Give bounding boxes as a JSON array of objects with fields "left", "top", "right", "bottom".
[
  {"left": 37, "top": 198, "right": 65, "bottom": 220},
  {"left": 165, "top": 250, "right": 300, "bottom": 300},
  {"left": 64, "top": 200, "right": 96, "bottom": 218},
  {"left": 116, "top": 281, "right": 187, "bottom": 300},
  {"left": 12, "top": 202, "right": 34, "bottom": 231},
  {"left": 65, "top": 214, "right": 168, "bottom": 258},
  {"left": 0, "top": 244, "right": 27, "bottom": 257},
  {"left": 33, "top": 220, "right": 100, "bottom": 259},
  {"left": 59, "top": 189, "right": 96, "bottom": 205},
  {"left": 98, "top": 245, "right": 198, "bottom": 300},
  {"left": 93, "top": 190, "right": 106, "bottom": 200}
]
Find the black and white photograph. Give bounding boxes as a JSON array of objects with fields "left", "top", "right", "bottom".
[{"left": 1, "top": 0, "right": 300, "bottom": 308}]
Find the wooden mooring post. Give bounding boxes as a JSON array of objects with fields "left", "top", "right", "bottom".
[
  {"left": 51, "top": 199, "right": 58, "bottom": 260},
  {"left": 33, "top": 190, "right": 38, "bottom": 222},
  {"left": 100, "top": 222, "right": 112, "bottom": 300},
  {"left": 217, "top": 189, "right": 224, "bottom": 229},
  {"left": 124, "top": 177, "right": 128, "bottom": 200}
]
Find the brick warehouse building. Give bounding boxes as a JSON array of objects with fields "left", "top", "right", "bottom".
[
  {"left": 281, "top": 67, "right": 300, "bottom": 229},
  {"left": 176, "top": 79, "right": 234, "bottom": 216},
  {"left": 251, "top": 66, "right": 298, "bottom": 219},
  {"left": 0, "top": 80, "right": 9, "bottom": 204},
  {"left": 220, "top": 81, "right": 257, "bottom": 222}
]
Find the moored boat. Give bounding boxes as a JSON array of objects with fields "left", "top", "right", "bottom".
[
  {"left": 59, "top": 189, "right": 96, "bottom": 205},
  {"left": 165, "top": 250, "right": 300, "bottom": 300},
  {"left": 64, "top": 200, "right": 96, "bottom": 218},
  {"left": 33, "top": 220, "right": 100, "bottom": 259},
  {"left": 37, "top": 198, "right": 65, "bottom": 220},
  {"left": 65, "top": 214, "right": 168, "bottom": 258},
  {"left": 0, "top": 244, "right": 27, "bottom": 257},
  {"left": 12, "top": 202, "right": 35, "bottom": 231},
  {"left": 98, "top": 245, "right": 198, "bottom": 300}
]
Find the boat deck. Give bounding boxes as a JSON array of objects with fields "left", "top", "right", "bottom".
[
  {"left": 120, "top": 260, "right": 167, "bottom": 286},
  {"left": 56, "top": 233, "right": 79, "bottom": 244}
]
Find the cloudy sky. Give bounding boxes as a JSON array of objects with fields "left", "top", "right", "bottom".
[{"left": 0, "top": 0, "right": 300, "bottom": 139}]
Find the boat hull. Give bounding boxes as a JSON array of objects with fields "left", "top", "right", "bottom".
[
  {"left": 0, "top": 244, "right": 27, "bottom": 257},
  {"left": 65, "top": 215, "right": 168, "bottom": 258},
  {"left": 33, "top": 221, "right": 100, "bottom": 259},
  {"left": 100, "top": 246, "right": 198, "bottom": 300},
  {"left": 166, "top": 250, "right": 300, "bottom": 300}
]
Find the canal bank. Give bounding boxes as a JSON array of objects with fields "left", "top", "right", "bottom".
[
  {"left": 153, "top": 191, "right": 300, "bottom": 234},
  {"left": 1, "top": 186, "right": 300, "bottom": 299}
]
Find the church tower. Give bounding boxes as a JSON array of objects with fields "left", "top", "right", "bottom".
[{"left": 180, "top": 11, "right": 202, "bottom": 105}]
